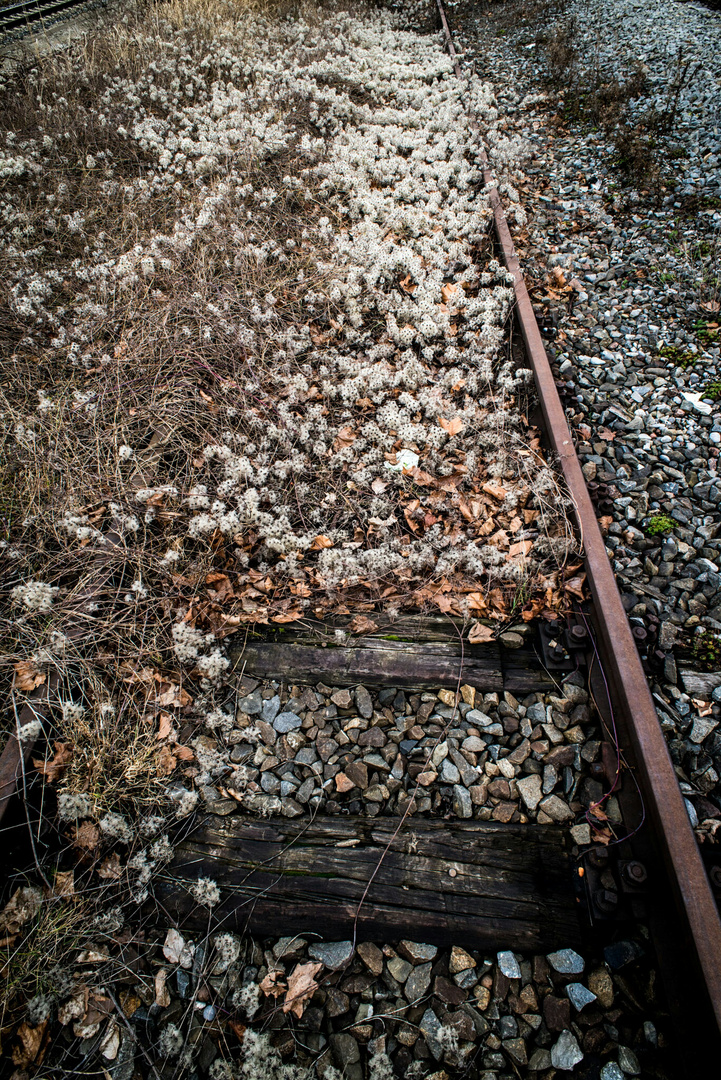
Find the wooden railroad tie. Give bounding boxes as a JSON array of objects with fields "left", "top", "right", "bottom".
[
  {"left": 160, "top": 816, "right": 580, "bottom": 952},
  {"left": 229, "top": 615, "right": 554, "bottom": 695}
]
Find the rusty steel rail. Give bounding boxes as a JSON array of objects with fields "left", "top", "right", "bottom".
[{"left": 435, "top": 0, "right": 721, "bottom": 1038}]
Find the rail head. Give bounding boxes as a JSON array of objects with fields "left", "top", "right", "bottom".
[{"left": 434, "top": 0, "right": 721, "bottom": 1039}]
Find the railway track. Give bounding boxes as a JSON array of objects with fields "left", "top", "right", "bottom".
[
  {"left": 1, "top": 0, "right": 720, "bottom": 1075},
  {"left": 0, "top": 0, "right": 100, "bottom": 41}
]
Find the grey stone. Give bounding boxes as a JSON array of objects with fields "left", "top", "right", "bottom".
[
  {"left": 330, "top": 1033, "right": 360, "bottom": 1065},
  {"left": 529, "top": 1048, "right": 552, "bottom": 1070},
  {"left": 273, "top": 711, "right": 303, "bottom": 733},
  {"left": 387, "top": 956, "right": 412, "bottom": 983},
  {"left": 502, "top": 1037, "right": 527, "bottom": 1065},
  {"left": 453, "top": 784, "right": 473, "bottom": 818},
  {"left": 398, "top": 941, "right": 438, "bottom": 964},
  {"left": 308, "top": 941, "right": 353, "bottom": 968},
  {"left": 516, "top": 774, "right": 543, "bottom": 812},
  {"left": 600, "top": 1065, "right": 625, "bottom": 1080},
  {"left": 238, "top": 692, "right": 263, "bottom": 716},
  {"left": 566, "top": 982, "right": 597, "bottom": 1011},
  {"left": 355, "top": 685, "right": 373, "bottom": 719},
  {"left": 440, "top": 759, "right": 461, "bottom": 784},
  {"left": 466, "top": 709, "right": 494, "bottom": 727},
  {"left": 547, "top": 948, "right": 584, "bottom": 975},
  {"left": 551, "top": 1030, "right": 583, "bottom": 1070},
  {"left": 618, "top": 1046, "right": 641, "bottom": 1075},
  {"left": 538, "top": 795, "right": 574, "bottom": 822},
  {"left": 419, "top": 1008, "right": 443, "bottom": 1060},
  {"left": 497, "top": 950, "right": 522, "bottom": 979},
  {"left": 405, "top": 961, "right": 432, "bottom": 1002},
  {"left": 261, "top": 695, "right": 281, "bottom": 722}
]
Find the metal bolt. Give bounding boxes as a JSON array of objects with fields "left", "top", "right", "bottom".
[
  {"left": 587, "top": 845, "right": 609, "bottom": 867},
  {"left": 595, "top": 888, "right": 618, "bottom": 914},
  {"left": 623, "top": 860, "right": 648, "bottom": 886},
  {"left": 570, "top": 624, "right": 588, "bottom": 641},
  {"left": 710, "top": 866, "right": 721, "bottom": 890},
  {"left": 632, "top": 626, "right": 648, "bottom": 643}
]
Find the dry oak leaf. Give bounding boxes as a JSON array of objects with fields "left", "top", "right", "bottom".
[
  {"left": 271, "top": 609, "right": 304, "bottom": 624},
  {"left": 468, "top": 623, "right": 494, "bottom": 644},
  {"left": 12, "top": 1021, "right": 48, "bottom": 1067},
  {"left": 509, "top": 540, "right": 533, "bottom": 559},
  {"left": 371, "top": 477, "right": 388, "bottom": 495},
  {"left": 157, "top": 712, "right": 174, "bottom": 741},
  {"left": 33, "top": 741, "right": 73, "bottom": 784},
  {"left": 163, "top": 928, "right": 195, "bottom": 968},
  {"left": 333, "top": 426, "right": 356, "bottom": 451},
  {"left": 156, "top": 744, "right": 178, "bottom": 777},
  {"left": 439, "top": 416, "right": 464, "bottom": 437},
  {"left": 482, "top": 482, "right": 508, "bottom": 501},
  {"left": 283, "top": 961, "right": 323, "bottom": 1018},
  {"left": 260, "top": 969, "right": 287, "bottom": 999},
  {"left": 310, "top": 535, "right": 334, "bottom": 551},
  {"left": 348, "top": 615, "right": 378, "bottom": 635},
  {"left": 156, "top": 681, "right": 192, "bottom": 708},
  {"left": 0, "top": 886, "right": 42, "bottom": 935},
  {"left": 155, "top": 968, "right": 171, "bottom": 1008},
  {"left": 98, "top": 853, "right": 123, "bottom": 881},
  {"left": 53, "top": 870, "right": 76, "bottom": 899},
  {"left": 74, "top": 820, "right": 100, "bottom": 851},
  {"left": 13, "top": 660, "right": 46, "bottom": 692}
]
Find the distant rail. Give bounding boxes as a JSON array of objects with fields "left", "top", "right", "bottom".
[{"left": 0, "top": 0, "right": 103, "bottom": 41}]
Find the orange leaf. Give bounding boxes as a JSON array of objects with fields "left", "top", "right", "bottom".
[
  {"left": 98, "top": 853, "right": 123, "bottom": 880},
  {"left": 13, "top": 660, "right": 46, "bottom": 692},
  {"left": 310, "top": 535, "right": 334, "bottom": 551},
  {"left": 509, "top": 540, "right": 533, "bottom": 559},
  {"left": 271, "top": 609, "right": 304, "bottom": 623},
  {"left": 439, "top": 416, "right": 464, "bottom": 436},
  {"left": 12, "top": 1021, "right": 47, "bottom": 1067},
  {"left": 468, "top": 623, "right": 494, "bottom": 644},
  {"left": 157, "top": 713, "right": 174, "bottom": 740},
  {"left": 348, "top": 615, "right": 378, "bottom": 635},
  {"left": 260, "top": 970, "right": 287, "bottom": 999},
  {"left": 156, "top": 745, "right": 177, "bottom": 777},
  {"left": 441, "top": 283, "right": 458, "bottom": 302},
  {"left": 33, "top": 742, "right": 73, "bottom": 784},
  {"left": 333, "top": 426, "right": 356, "bottom": 451},
  {"left": 73, "top": 820, "right": 100, "bottom": 851},
  {"left": 482, "top": 482, "right": 507, "bottom": 501},
  {"left": 283, "top": 961, "right": 323, "bottom": 1018},
  {"left": 175, "top": 745, "right": 194, "bottom": 761}
]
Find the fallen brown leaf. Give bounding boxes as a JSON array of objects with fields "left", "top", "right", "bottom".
[
  {"left": 73, "top": 820, "right": 100, "bottom": 851},
  {"left": 155, "top": 969, "right": 171, "bottom": 1008},
  {"left": 468, "top": 623, "right": 494, "bottom": 644},
  {"left": 260, "top": 969, "right": 287, "bottom": 999},
  {"left": 284, "top": 961, "right": 323, "bottom": 1018},
  {"left": 13, "top": 660, "right": 46, "bottom": 692},
  {"left": 271, "top": 609, "right": 304, "bottom": 623},
  {"left": 482, "top": 482, "right": 507, "bottom": 501},
  {"left": 53, "top": 870, "right": 75, "bottom": 899},
  {"left": 439, "top": 416, "right": 464, "bottom": 436},
  {"left": 33, "top": 741, "right": 73, "bottom": 784},
  {"left": 98, "top": 853, "right": 123, "bottom": 881},
  {"left": 156, "top": 744, "right": 178, "bottom": 777},
  {"left": 348, "top": 615, "right": 378, "bottom": 635},
  {"left": 12, "top": 1021, "right": 47, "bottom": 1067},
  {"left": 310, "top": 535, "right": 334, "bottom": 551},
  {"left": 0, "top": 886, "right": 42, "bottom": 935}
]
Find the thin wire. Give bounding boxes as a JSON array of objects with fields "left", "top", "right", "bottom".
[{"left": 577, "top": 609, "right": 647, "bottom": 846}]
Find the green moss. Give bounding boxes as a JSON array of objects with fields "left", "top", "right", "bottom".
[
  {"left": 645, "top": 513, "right": 676, "bottom": 536},
  {"left": 657, "top": 344, "right": 696, "bottom": 368}
]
